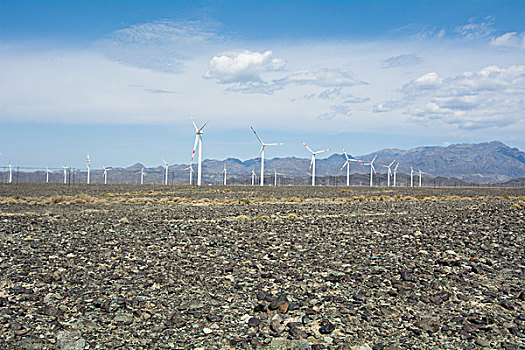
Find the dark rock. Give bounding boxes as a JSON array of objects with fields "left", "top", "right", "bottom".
[
  {"left": 248, "top": 317, "right": 262, "bottom": 327},
  {"left": 319, "top": 320, "right": 335, "bottom": 334}
]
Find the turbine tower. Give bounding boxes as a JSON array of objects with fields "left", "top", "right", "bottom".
[
  {"left": 45, "top": 166, "right": 50, "bottom": 183},
  {"left": 381, "top": 160, "right": 396, "bottom": 187},
  {"left": 303, "top": 142, "right": 330, "bottom": 186},
  {"left": 8, "top": 164, "right": 12, "bottom": 184},
  {"left": 103, "top": 167, "right": 111, "bottom": 185},
  {"left": 86, "top": 154, "right": 91, "bottom": 184},
  {"left": 410, "top": 167, "right": 414, "bottom": 187},
  {"left": 393, "top": 162, "right": 399, "bottom": 187},
  {"left": 191, "top": 119, "right": 208, "bottom": 186},
  {"left": 340, "top": 147, "right": 361, "bottom": 186},
  {"left": 223, "top": 164, "right": 227, "bottom": 185},
  {"left": 140, "top": 167, "right": 146, "bottom": 185},
  {"left": 62, "top": 166, "right": 69, "bottom": 184},
  {"left": 251, "top": 169, "right": 256, "bottom": 186},
  {"left": 184, "top": 165, "right": 194, "bottom": 185},
  {"left": 274, "top": 169, "right": 283, "bottom": 186},
  {"left": 362, "top": 154, "right": 377, "bottom": 187},
  {"left": 251, "top": 127, "right": 284, "bottom": 186},
  {"left": 162, "top": 159, "right": 169, "bottom": 185}
]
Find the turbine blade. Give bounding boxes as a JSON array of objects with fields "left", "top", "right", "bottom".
[
  {"left": 372, "top": 154, "right": 377, "bottom": 163},
  {"left": 198, "top": 121, "right": 209, "bottom": 132},
  {"left": 251, "top": 126, "right": 263, "bottom": 144},
  {"left": 314, "top": 148, "right": 330, "bottom": 154},
  {"left": 340, "top": 160, "right": 349, "bottom": 171},
  {"left": 191, "top": 135, "right": 199, "bottom": 161},
  {"left": 255, "top": 146, "right": 264, "bottom": 160},
  {"left": 265, "top": 142, "right": 284, "bottom": 146},
  {"left": 302, "top": 142, "right": 314, "bottom": 154},
  {"left": 389, "top": 160, "right": 396, "bottom": 167},
  {"left": 309, "top": 156, "right": 314, "bottom": 170},
  {"left": 342, "top": 147, "right": 350, "bottom": 160},
  {"left": 191, "top": 119, "right": 198, "bottom": 132}
]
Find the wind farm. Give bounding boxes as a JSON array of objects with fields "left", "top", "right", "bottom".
[{"left": 1, "top": 1, "right": 525, "bottom": 348}]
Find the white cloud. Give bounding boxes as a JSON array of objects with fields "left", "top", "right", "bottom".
[
  {"left": 401, "top": 72, "right": 443, "bottom": 94},
  {"left": 317, "top": 105, "right": 352, "bottom": 121},
  {"left": 454, "top": 17, "right": 494, "bottom": 40},
  {"left": 373, "top": 104, "right": 390, "bottom": 113},
  {"left": 275, "top": 68, "right": 366, "bottom": 88},
  {"left": 491, "top": 32, "right": 525, "bottom": 48},
  {"left": 402, "top": 65, "right": 525, "bottom": 129},
  {"left": 205, "top": 50, "right": 285, "bottom": 84},
  {"left": 110, "top": 20, "right": 218, "bottom": 44},
  {"left": 382, "top": 54, "right": 422, "bottom": 68},
  {"left": 97, "top": 20, "right": 219, "bottom": 73}
]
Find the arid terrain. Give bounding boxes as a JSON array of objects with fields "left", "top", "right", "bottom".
[{"left": 1, "top": 184, "right": 524, "bottom": 349}]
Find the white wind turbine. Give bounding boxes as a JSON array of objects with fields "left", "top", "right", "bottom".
[
  {"left": 418, "top": 170, "right": 432, "bottom": 187},
  {"left": 191, "top": 119, "right": 208, "bottom": 186},
  {"left": 381, "top": 160, "right": 396, "bottom": 187},
  {"left": 184, "top": 164, "right": 194, "bottom": 185},
  {"left": 410, "top": 167, "right": 414, "bottom": 187},
  {"left": 161, "top": 159, "right": 169, "bottom": 185},
  {"left": 303, "top": 142, "right": 330, "bottom": 186},
  {"left": 362, "top": 154, "right": 377, "bottom": 187},
  {"left": 274, "top": 169, "right": 284, "bottom": 186},
  {"left": 222, "top": 164, "right": 227, "bottom": 185},
  {"left": 86, "top": 154, "right": 91, "bottom": 184},
  {"left": 103, "top": 167, "right": 111, "bottom": 185},
  {"left": 340, "top": 147, "right": 361, "bottom": 186},
  {"left": 140, "top": 167, "right": 146, "bottom": 185},
  {"left": 8, "top": 164, "right": 12, "bottom": 184},
  {"left": 393, "top": 162, "right": 399, "bottom": 187},
  {"left": 62, "top": 166, "right": 69, "bottom": 184},
  {"left": 45, "top": 166, "right": 50, "bottom": 183},
  {"left": 251, "top": 127, "right": 284, "bottom": 186},
  {"left": 251, "top": 169, "right": 257, "bottom": 186}
]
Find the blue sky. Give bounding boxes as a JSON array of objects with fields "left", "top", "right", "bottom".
[{"left": 1, "top": 0, "right": 525, "bottom": 169}]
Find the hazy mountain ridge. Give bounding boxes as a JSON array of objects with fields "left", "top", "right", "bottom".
[{"left": 4, "top": 141, "right": 524, "bottom": 184}]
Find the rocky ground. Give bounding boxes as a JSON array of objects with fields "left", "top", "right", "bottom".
[{"left": 0, "top": 184, "right": 524, "bottom": 349}]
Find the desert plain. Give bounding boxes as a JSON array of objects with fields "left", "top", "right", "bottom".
[{"left": 0, "top": 184, "right": 524, "bottom": 349}]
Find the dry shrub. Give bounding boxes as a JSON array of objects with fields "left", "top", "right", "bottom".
[
  {"left": 379, "top": 195, "right": 393, "bottom": 201},
  {"left": 287, "top": 213, "right": 300, "bottom": 220},
  {"left": 235, "top": 215, "right": 250, "bottom": 220}
]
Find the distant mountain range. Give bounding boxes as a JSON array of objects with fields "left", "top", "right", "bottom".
[
  {"left": 3, "top": 141, "right": 525, "bottom": 185},
  {"left": 192, "top": 141, "right": 525, "bottom": 183}
]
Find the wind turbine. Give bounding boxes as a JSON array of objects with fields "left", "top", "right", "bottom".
[
  {"left": 418, "top": 170, "right": 432, "bottom": 187},
  {"left": 362, "top": 154, "right": 377, "bottom": 187},
  {"left": 222, "top": 164, "right": 227, "bottom": 185},
  {"left": 103, "top": 167, "right": 111, "bottom": 185},
  {"left": 62, "top": 166, "right": 69, "bottom": 184},
  {"left": 161, "top": 159, "right": 169, "bottom": 185},
  {"left": 45, "top": 166, "right": 50, "bottom": 183},
  {"left": 184, "top": 165, "right": 194, "bottom": 185},
  {"left": 274, "top": 169, "right": 283, "bottom": 186},
  {"left": 251, "top": 127, "right": 284, "bottom": 186},
  {"left": 393, "top": 162, "right": 399, "bottom": 187},
  {"left": 191, "top": 119, "right": 208, "bottom": 186},
  {"left": 303, "top": 142, "right": 330, "bottom": 186},
  {"left": 251, "top": 169, "right": 256, "bottom": 186},
  {"left": 410, "top": 167, "right": 414, "bottom": 187},
  {"left": 8, "top": 164, "right": 12, "bottom": 184},
  {"left": 340, "top": 147, "right": 361, "bottom": 186},
  {"left": 140, "top": 167, "right": 146, "bottom": 185},
  {"left": 86, "top": 154, "right": 91, "bottom": 184},
  {"left": 381, "top": 160, "right": 396, "bottom": 187}
]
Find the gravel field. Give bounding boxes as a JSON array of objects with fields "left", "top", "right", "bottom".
[{"left": 1, "top": 184, "right": 524, "bottom": 349}]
